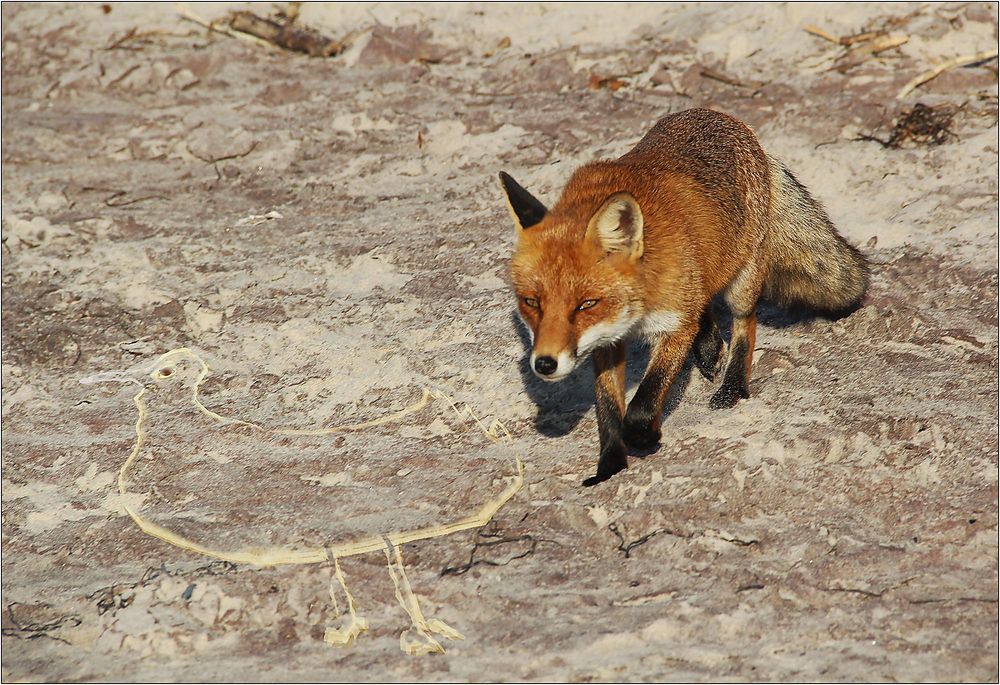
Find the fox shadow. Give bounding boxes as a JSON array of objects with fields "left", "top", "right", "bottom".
[
  {"left": 512, "top": 295, "right": 850, "bottom": 441},
  {"left": 512, "top": 313, "right": 591, "bottom": 437},
  {"left": 512, "top": 312, "right": 695, "bottom": 439}
]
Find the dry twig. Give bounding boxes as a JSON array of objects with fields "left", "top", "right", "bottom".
[
  {"left": 105, "top": 26, "right": 195, "bottom": 51},
  {"left": 804, "top": 22, "right": 911, "bottom": 73},
  {"left": 840, "top": 29, "right": 886, "bottom": 46},
  {"left": 896, "top": 49, "right": 1000, "bottom": 99},
  {"left": 803, "top": 24, "right": 840, "bottom": 44},
  {"left": 175, "top": 3, "right": 271, "bottom": 49},
  {"left": 700, "top": 66, "right": 763, "bottom": 90},
  {"left": 834, "top": 34, "right": 909, "bottom": 73},
  {"left": 228, "top": 10, "right": 342, "bottom": 57}
]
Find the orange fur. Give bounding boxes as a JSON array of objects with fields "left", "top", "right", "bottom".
[{"left": 500, "top": 108, "right": 868, "bottom": 486}]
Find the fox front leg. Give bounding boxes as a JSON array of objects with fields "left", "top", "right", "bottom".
[
  {"left": 623, "top": 322, "right": 699, "bottom": 449},
  {"left": 583, "top": 340, "right": 628, "bottom": 487}
]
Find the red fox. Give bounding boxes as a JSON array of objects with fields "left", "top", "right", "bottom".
[{"left": 500, "top": 108, "right": 869, "bottom": 486}]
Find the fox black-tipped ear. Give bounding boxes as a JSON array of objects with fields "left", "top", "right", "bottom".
[{"left": 498, "top": 171, "right": 547, "bottom": 230}]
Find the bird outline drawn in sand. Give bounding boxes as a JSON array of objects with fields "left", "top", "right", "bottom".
[{"left": 82, "top": 348, "right": 525, "bottom": 655}]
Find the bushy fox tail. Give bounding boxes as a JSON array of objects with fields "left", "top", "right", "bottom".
[{"left": 762, "top": 157, "right": 870, "bottom": 314}]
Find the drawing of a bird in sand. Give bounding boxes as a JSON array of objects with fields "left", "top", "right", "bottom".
[{"left": 83, "top": 347, "right": 523, "bottom": 655}]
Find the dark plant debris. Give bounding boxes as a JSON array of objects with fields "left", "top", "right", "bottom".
[
  {"left": 87, "top": 562, "right": 237, "bottom": 616},
  {"left": 229, "top": 10, "right": 341, "bottom": 57},
  {"left": 857, "top": 102, "right": 962, "bottom": 148},
  {"left": 2, "top": 603, "right": 82, "bottom": 645},
  {"left": 609, "top": 522, "right": 665, "bottom": 559},
  {"left": 441, "top": 524, "right": 551, "bottom": 576}
]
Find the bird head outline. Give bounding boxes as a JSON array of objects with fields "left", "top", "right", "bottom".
[{"left": 80, "top": 347, "right": 209, "bottom": 394}]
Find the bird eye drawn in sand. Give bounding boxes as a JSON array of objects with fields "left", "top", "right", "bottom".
[{"left": 81, "top": 348, "right": 525, "bottom": 655}]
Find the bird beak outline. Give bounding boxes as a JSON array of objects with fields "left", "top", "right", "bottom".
[
  {"left": 79, "top": 358, "right": 161, "bottom": 388},
  {"left": 79, "top": 369, "right": 144, "bottom": 388}
]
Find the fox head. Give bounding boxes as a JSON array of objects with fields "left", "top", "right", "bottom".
[{"left": 500, "top": 170, "right": 645, "bottom": 381}]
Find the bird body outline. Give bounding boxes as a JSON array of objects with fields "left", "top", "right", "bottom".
[{"left": 83, "top": 347, "right": 525, "bottom": 654}]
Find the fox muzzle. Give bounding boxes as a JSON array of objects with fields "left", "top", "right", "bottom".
[{"left": 529, "top": 350, "right": 576, "bottom": 382}]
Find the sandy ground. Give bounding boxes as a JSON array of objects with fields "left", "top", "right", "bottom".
[{"left": 2, "top": 2, "right": 998, "bottom": 681}]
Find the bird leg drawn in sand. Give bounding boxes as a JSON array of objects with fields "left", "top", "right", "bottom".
[{"left": 81, "top": 348, "right": 525, "bottom": 656}]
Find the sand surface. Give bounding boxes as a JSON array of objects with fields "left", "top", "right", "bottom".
[{"left": 2, "top": 2, "right": 998, "bottom": 681}]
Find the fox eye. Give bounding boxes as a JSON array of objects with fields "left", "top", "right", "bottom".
[
  {"left": 576, "top": 299, "right": 599, "bottom": 311},
  {"left": 522, "top": 296, "right": 540, "bottom": 309}
]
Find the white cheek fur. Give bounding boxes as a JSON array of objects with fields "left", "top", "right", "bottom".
[
  {"left": 638, "top": 310, "right": 682, "bottom": 338},
  {"left": 516, "top": 310, "right": 535, "bottom": 343},
  {"left": 552, "top": 350, "right": 575, "bottom": 380},
  {"left": 576, "top": 310, "right": 639, "bottom": 358}
]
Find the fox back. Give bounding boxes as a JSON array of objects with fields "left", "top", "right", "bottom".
[{"left": 507, "top": 109, "right": 771, "bottom": 379}]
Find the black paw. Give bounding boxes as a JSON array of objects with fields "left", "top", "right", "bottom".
[
  {"left": 582, "top": 472, "right": 616, "bottom": 487},
  {"left": 622, "top": 418, "right": 661, "bottom": 450},
  {"left": 582, "top": 448, "right": 627, "bottom": 487},
  {"left": 693, "top": 338, "right": 724, "bottom": 381},
  {"left": 709, "top": 379, "right": 749, "bottom": 409}
]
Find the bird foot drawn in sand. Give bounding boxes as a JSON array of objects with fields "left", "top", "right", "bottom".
[
  {"left": 82, "top": 348, "right": 524, "bottom": 655},
  {"left": 324, "top": 557, "right": 371, "bottom": 649},
  {"left": 324, "top": 542, "right": 464, "bottom": 655}
]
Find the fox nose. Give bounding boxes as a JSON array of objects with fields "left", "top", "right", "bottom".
[{"left": 534, "top": 356, "right": 558, "bottom": 376}]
